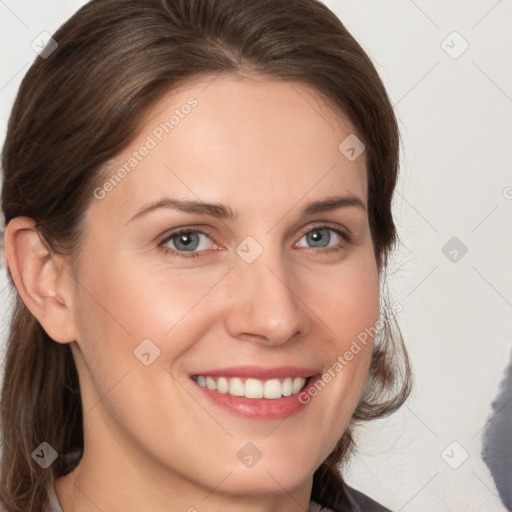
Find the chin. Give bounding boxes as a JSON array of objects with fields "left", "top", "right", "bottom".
[{"left": 221, "top": 465, "right": 313, "bottom": 497}]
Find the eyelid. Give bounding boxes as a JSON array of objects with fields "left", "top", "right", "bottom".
[
  {"left": 157, "top": 221, "right": 351, "bottom": 258},
  {"left": 157, "top": 225, "right": 217, "bottom": 252},
  {"left": 295, "top": 221, "right": 351, "bottom": 243}
]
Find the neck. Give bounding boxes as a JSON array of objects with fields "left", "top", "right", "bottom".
[{"left": 54, "top": 438, "right": 314, "bottom": 512}]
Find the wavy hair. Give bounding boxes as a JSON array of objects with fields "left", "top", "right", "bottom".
[{"left": 0, "top": 0, "right": 412, "bottom": 510}]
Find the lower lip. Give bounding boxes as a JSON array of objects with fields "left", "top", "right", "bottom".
[{"left": 191, "top": 375, "right": 321, "bottom": 419}]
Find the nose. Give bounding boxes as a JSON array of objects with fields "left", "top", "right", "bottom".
[{"left": 224, "top": 251, "right": 312, "bottom": 347}]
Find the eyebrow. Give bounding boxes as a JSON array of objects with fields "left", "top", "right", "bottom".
[{"left": 127, "top": 194, "right": 366, "bottom": 224}]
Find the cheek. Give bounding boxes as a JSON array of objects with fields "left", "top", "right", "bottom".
[
  {"left": 330, "top": 259, "right": 380, "bottom": 389},
  {"left": 295, "top": 253, "right": 380, "bottom": 437},
  {"left": 306, "top": 252, "right": 381, "bottom": 350},
  {"left": 72, "top": 249, "right": 229, "bottom": 374},
  {"left": 74, "top": 239, "right": 380, "bottom": 387}
]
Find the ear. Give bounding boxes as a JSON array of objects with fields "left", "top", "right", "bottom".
[{"left": 4, "top": 216, "right": 78, "bottom": 344}]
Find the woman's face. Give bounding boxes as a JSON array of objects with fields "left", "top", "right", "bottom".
[{"left": 65, "top": 75, "right": 380, "bottom": 502}]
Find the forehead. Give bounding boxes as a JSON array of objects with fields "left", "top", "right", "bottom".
[{"left": 90, "top": 75, "right": 367, "bottom": 222}]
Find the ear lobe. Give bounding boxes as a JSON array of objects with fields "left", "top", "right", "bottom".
[{"left": 4, "top": 216, "right": 78, "bottom": 344}]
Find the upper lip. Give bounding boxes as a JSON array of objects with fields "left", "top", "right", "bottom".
[{"left": 190, "top": 365, "right": 320, "bottom": 380}]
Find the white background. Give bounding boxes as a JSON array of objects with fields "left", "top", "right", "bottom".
[{"left": 1, "top": 1, "right": 511, "bottom": 510}]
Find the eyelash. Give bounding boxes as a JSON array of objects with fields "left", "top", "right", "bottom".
[{"left": 157, "top": 223, "right": 351, "bottom": 259}]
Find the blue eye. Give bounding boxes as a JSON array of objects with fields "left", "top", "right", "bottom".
[
  {"left": 298, "top": 227, "right": 346, "bottom": 249},
  {"left": 170, "top": 232, "right": 205, "bottom": 251},
  {"left": 158, "top": 224, "right": 350, "bottom": 259},
  {"left": 159, "top": 229, "right": 214, "bottom": 258}
]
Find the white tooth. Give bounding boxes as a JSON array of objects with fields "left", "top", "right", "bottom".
[
  {"left": 282, "top": 377, "right": 293, "bottom": 397},
  {"left": 200, "top": 374, "right": 306, "bottom": 398},
  {"left": 263, "top": 379, "right": 283, "bottom": 399},
  {"left": 206, "top": 376, "right": 217, "bottom": 391},
  {"left": 229, "top": 377, "right": 245, "bottom": 396},
  {"left": 217, "top": 377, "right": 229, "bottom": 393},
  {"left": 245, "top": 378, "right": 263, "bottom": 398},
  {"left": 292, "top": 377, "right": 305, "bottom": 394}
]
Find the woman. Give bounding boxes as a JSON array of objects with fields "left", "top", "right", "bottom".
[{"left": 0, "top": 0, "right": 411, "bottom": 510}]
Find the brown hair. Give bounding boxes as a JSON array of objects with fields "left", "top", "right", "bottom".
[{"left": 0, "top": 0, "right": 412, "bottom": 510}]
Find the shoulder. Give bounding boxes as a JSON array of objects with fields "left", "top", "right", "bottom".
[
  {"left": 343, "top": 483, "right": 392, "bottom": 511},
  {"left": 312, "top": 479, "right": 392, "bottom": 512}
]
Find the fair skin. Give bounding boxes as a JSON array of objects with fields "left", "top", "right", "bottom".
[{"left": 5, "top": 74, "right": 380, "bottom": 512}]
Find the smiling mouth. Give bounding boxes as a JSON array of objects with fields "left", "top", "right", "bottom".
[{"left": 191, "top": 375, "right": 310, "bottom": 399}]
